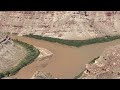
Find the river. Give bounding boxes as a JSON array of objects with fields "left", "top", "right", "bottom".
[{"left": 9, "top": 35, "right": 120, "bottom": 79}]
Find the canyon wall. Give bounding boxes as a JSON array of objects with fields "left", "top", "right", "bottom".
[{"left": 0, "top": 11, "right": 120, "bottom": 40}]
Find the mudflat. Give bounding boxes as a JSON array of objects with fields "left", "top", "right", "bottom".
[{"left": 10, "top": 35, "right": 120, "bottom": 79}]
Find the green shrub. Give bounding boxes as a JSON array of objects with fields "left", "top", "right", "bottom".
[
  {"left": 0, "top": 73, "right": 5, "bottom": 78},
  {"left": 89, "top": 56, "right": 99, "bottom": 64},
  {"left": 74, "top": 69, "right": 85, "bottom": 79},
  {"left": 4, "top": 71, "right": 10, "bottom": 77}
]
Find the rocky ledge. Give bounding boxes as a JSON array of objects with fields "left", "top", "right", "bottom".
[
  {"left": 81, "top": 45, "right": 120, "bottom": 79},
  {"left": 31, "top": 71, "right": 58, "bottom": 79}
]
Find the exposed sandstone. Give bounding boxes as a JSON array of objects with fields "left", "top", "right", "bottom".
[
  {"left": 81, "top": 45, "right": 120, "bottom": 79},
  {"left": 0, "top": 11, "right": 120, "bottom": 40},
  {"left": 31, "top": 71, "right": 57, "bottom": 79},
  {"left": 0, "top": 32, "right": 27, "bottom": 72}
]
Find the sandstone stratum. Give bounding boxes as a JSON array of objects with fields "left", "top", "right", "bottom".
[
  {"left": 0, "top": 11, "right": 120, "bottom": 40},
  {"left": 81, "top": 45, "right": 120, "bottom": 79}
]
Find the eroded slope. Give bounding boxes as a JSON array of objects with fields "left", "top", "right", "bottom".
[
  {"left": 0, "top": 33, "right": 27, "bottom": 72},
  {"left": 81, "top": 45, "right": 120, "bottom": 79}
]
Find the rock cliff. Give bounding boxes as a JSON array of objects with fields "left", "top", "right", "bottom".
[{"left": 0, "top": 11, "right": 120, "bottom": 40}]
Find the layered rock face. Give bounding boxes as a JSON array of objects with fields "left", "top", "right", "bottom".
[
  {"left": 0, "top": 11, "right": 120, "bottom": 40},
  {"left": 81, "top": 45, "right": 120, "bottom": 79},
  {"left": 0, "top": 32, "right": 26, "bottom": 72}
]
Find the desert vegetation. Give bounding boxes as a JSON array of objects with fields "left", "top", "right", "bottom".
[
  {"left": 25, "top": 34, "right": 120, "bottom": 47},
  {"left": 74, "top": 69, "right": 86, "bottom": 79},
  {"left": 89, "top": 56, "right": 99, "bottom": 64},
  {"left": 0, "top": 39, "right": 40, "bottom": 78}
]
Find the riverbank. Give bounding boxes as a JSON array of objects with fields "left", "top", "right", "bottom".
[
  {"left": 74, "top": 56, "right": 100, "bottom": 79},
  {"left": 25, "top": 34, "right": 120, "bottom": 47},
  {"left": 0, "top": 39, "right": 40, "bottom": 78},
  {"left": 8, "top": 35, "right": 120, "bottom": 79}
]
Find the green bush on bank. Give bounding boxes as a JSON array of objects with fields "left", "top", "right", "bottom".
[
  {"left": 0, "top": 73, "right": 5, "bottom": 78},
  {"left": 0, "top": 39, "right": 40, "bottom": 78},
  {"left": 74, "top": 69, "right": 86, "bottom": 79},
  {"left": 25, "top": 34, "right": 120, "bottom": 47},
  {"left": 74, "top": 56, "right": 100, "bottom": 79},
  {"left": 89, "top": 56, "right": 99, "bottom": 64}
]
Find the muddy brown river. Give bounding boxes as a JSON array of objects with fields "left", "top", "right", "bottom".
[{"left": 10, "top": 35, "right": 120, "bottom": 79}]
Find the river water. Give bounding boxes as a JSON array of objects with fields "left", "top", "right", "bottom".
[{"left": 10, "top": 35, "right": 120, "bottom": 79}]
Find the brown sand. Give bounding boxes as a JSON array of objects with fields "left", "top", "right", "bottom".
[{"left": 10, "top": 35, "right": 120, "bottom": 79}]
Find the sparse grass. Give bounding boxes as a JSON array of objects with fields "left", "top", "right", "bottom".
[
  {"left": 0, "top": 39, "right": 40, "bottom": 78},
  {"left": 25, "top": 34, "right": 120, "bottom": 47}
]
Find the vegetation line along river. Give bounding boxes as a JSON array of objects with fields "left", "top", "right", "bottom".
[
  {"left": 25, "top": 34, "right": 120, "bottom": 47},
  {"left": 9, "top": 34, "right": 120, "bottom": 79},
  {"left": 0, "top": 39, "right": 39, "bottom": 78}
]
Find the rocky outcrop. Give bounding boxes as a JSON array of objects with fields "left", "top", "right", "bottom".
[
  {"left": 35, "top": 47, "right": 53, "bottom": 61},
  {"left": 81, "top": 45, "right": 120, "bottom": 79},
  {"left": 31, "top": 71, "right": 57, "bottom": 79},
  {"left": 0, "top": 32, "right": 27, "bottom": 72},
  {"left": 0, "top": 11, "right": 120, "bottom": 40}
]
